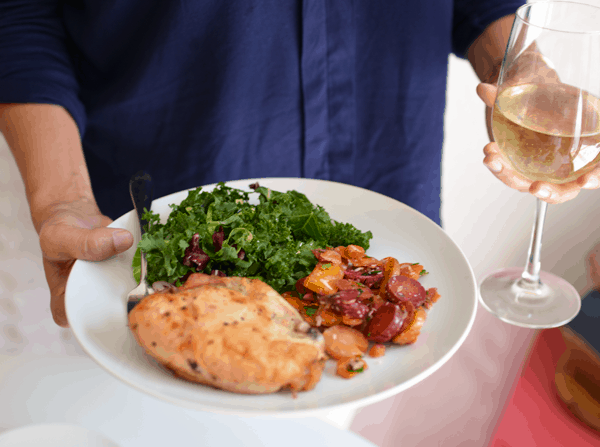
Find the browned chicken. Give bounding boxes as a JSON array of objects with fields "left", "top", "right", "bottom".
[{"left": 128, "top": 273, "right": 327, "bottom": 395}]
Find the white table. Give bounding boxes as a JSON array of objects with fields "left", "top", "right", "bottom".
[{"left": 0, "top": 352, "right": 375, "bottom": 447}]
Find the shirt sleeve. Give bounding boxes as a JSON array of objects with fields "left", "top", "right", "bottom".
[
  {"left": 452, "top": 0, "right": 526, "bottom": 58},
  {"left": 0, "top": 0, "right": 86, "bottom": 135}
]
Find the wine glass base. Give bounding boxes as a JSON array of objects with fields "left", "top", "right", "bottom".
[{"left": 479, "top": 267, "right": 581, "bottom": 329}]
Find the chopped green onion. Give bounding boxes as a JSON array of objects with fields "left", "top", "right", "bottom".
[{"left": 304, "top": 306, "right": 318, "bottom": 316}]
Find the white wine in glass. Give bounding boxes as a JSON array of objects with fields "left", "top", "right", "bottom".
[
  {"left": 493, "top": 83, "right": 600, "bottom": 184},
  {"left": 479, "top": 1, "right": 600, "bottom": 328}
]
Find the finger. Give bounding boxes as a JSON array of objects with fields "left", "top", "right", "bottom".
[
  {"left": 44, "top": 257, "right": 72, "bottom": 328},
  {"left": 482, "top": 142, "right": 532, "bottom": 192},
  {"left": 483, "top": 143, "right": 587, "bottom": 202},
  {"left": 529, "top": 181, "right": 581, "bottom": 204},
  {"left": 41, "top": 225, "right": 134, "bottom": 262},
  {"left": 476, "top": 83, "right": 497, "bottom": 108},
  {"left": 576, "top": 167, "right": 600, "bottom": 190},
  {"left": 43, "top": 226, "right": 134, "bottom": 327}
]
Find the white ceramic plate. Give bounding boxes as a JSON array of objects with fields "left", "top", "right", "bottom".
[
  {"left": 66, "top": 178, "right": 477, "bottom": 416},
  {"left": 0, "top": 424, "right": 120, "bottom": 447}
]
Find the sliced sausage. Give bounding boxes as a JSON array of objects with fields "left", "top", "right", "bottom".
[
  {"left": 328, "top": 289, "right": 369, "bottom": 319},
  {"left": 385, "top": 275, "right": 427, "bottom": 307},
  {"left": 365, "top": 303, "right": 407, "bottom": 343}
]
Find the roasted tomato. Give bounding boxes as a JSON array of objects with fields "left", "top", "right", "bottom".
[{"left": 304, "top": 262, "right": 344, "bottom": 295}]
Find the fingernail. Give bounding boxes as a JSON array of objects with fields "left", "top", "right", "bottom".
[
  {"left": 487, "top": 161, "right": 502, "bottom": 173},
  {"left": 585, "top": 178, "right": 599, "bottom": 189},
  {"left": 112, "top": 230, "right": 133, "bottom": 251},
  {"left": 536, "top": 188, "right": 551, "bottom": 199}
]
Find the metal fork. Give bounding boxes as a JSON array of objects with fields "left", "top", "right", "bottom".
[{"left": 126, "top": 171, "right": 154, "bottom": 313}]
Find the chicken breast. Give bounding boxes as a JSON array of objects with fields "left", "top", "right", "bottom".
[{"left": 128, "top": 273, "right": 326, "bottom": 394}]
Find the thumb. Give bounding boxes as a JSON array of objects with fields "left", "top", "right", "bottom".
[
  {"left": 476, "top": 83, "right": 497, "bottom": 108},
  {"left": 72, "top": 227, "right": 134, "bottom": 261},
  {"left": 41, "top": 225, "right": 134, "bottom": 262},
  {"left": 41, "top": 225, "right": 133, "bottom": 328}
]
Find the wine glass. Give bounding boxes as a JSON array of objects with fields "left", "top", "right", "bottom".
[{"left": 479, "top": 1, "right": 600, "bottom": 328}]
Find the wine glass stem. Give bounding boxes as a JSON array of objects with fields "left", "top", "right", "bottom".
[{"left": 518, "top": 198, "right": 548, "bottom": 291}]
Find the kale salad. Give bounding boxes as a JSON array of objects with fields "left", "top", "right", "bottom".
[{"left": 132, "top": 182, "right": 372, "bottom": 294}]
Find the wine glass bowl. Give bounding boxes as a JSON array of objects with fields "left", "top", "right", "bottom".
[
  {"left": 492, "top": 83, "right": 600, "bottom": 184},
  {"left": 479, "top": 1, "right": 600, "bottom": 328}
]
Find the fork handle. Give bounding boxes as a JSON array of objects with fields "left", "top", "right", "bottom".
[
  {"left": 129, "top": 171, "right": 154, "bottom": 234},
  {"left": 129, "top": 171, "right": 154, "bottom": 289}
]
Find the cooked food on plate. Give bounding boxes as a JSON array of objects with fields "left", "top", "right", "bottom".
[
  {"left": 128, "top": 182, "right": 440, "bottom": 392},
  {"left": 128, "top": 273, "right": 326, "bottom": 394},
  {"left": 132, "top": 182, "right": 372, "bottom": 293},
  {"left": 282, "top": 244, "right": 440, "bottom": 378}
]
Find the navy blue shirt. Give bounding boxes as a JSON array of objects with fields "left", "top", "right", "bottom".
[{"left": 0, "top": 1, "right": 523, "bottom": 223}]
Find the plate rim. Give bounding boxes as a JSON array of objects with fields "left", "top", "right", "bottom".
[{"left": 66, "top": 176, "right": 478, "bottom": 416}]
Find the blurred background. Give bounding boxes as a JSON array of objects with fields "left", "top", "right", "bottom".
[{"left": 3, "top": 4, "right": 600, "bottom": 444}]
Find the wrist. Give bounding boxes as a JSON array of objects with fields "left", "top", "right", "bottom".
[{"left": 0, "top": 103, "right": 98, "bottom": 231}]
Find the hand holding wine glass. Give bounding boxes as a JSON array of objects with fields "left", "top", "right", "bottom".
[
  {"left": 478, "top": 1, "right": 600, "bottom": 328},
  {"left": 478, "top": 86, "right": 600, "bottom": 205}
]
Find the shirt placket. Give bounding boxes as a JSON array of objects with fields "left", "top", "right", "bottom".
[{"left": 301, "top": 0, "right": 355, "bottom": 182}]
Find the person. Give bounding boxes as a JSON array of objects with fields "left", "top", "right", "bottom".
[{"left": 2, "top": 1, "right": 598, "bottom": 328}]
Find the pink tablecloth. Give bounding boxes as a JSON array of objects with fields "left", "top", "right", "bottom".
[{"left": 490, "top": 328, "right": 600, "bottom": 446}]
